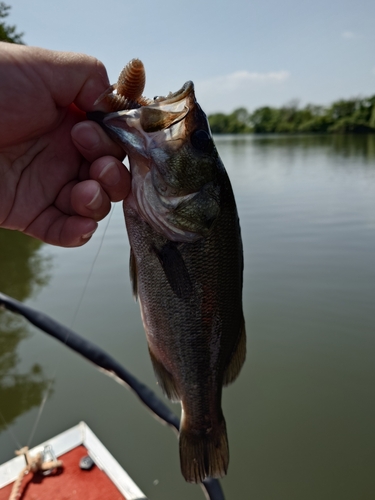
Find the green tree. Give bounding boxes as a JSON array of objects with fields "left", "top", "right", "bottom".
[
  {"left": 208, "top": 113, "right": 232, "bottom": 134},
  {"left": 327, "top": 96, "right": 375, "bottom": 133},
  {"left": 370, "top": 104, "right": 375, "bottom": 129},
  {"left": 298, "top": 115, "right": 332, "bottom": 133},
  {"left": 208, "top": 94, "right": 375, "bottom": 135},
  {"left": 329, "top": 98, "right": 358, "bottom": 121},
  {"left": 328, "top": 117, "right": 374, "bottom": 134},
  {"left": 0, "top": 2, "right": 24, "bottom": 44},
  {"left": 352, "top": 96, "right": 375, "bottom": 123},
  {"left": 250, "top": 106, "right": 280, "bottom": 133},
  {"left": 209, "top": 108, "right": 252, "bottom": 134}
]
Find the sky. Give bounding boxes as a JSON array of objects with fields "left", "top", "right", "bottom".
[{"left": 7, "top": 0, "right": 375, "bottom": 114}]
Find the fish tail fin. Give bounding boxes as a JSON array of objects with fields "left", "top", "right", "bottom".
[{"left": 179, "top": 413, "right": 229, "bottom": 483}]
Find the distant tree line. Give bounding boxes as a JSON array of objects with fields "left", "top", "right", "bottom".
[{"left": 208, "top": 96, "right": 375, "bottom": 134}]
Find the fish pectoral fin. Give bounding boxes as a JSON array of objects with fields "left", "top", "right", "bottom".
[
  {"left": 151, "top": 242, "right": 194, "bottom": 300},
  {"left": 148, "top": 347, "right": 180, "bottom": 402},
  {"left": 223, "top": 316, "right": 246, "bottom": 386},
  {"left": 129, "top": 247, "right": 138, "bottom": 299}
]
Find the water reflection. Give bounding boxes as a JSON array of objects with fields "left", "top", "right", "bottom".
[
  {"left": 0, "top": 229, "right": 51, "bottom": 300},
  {"left": 0, "top": 229, "right": 52, "bottom": 430}
]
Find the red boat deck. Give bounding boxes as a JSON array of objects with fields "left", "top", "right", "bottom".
[{"left": 0, "top": 445, "right": 126, "bottom": 500}]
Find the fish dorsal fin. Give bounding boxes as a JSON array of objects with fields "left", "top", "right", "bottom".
[
  {"left": 140, "top": 106, "right": 188, "bottom": 133},
  {"left": 151, "top": 242, "right": 194, "bottom": 300},
  {"left": 223, "top": 315, "right": 246, "bottom": 386}
]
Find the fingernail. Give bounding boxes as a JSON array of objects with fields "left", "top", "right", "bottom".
[
  {"left": 85, "top": 187, "right": 102, "bottom": 210},
  {"left": 81, "top": 227, "right": 97, "bottom": 240},
  {"left": 98, "top": 162, "right": 121, "bottom": 186},
  {"left": 74, "top": 122, "right": 100, "bottom": 149}
]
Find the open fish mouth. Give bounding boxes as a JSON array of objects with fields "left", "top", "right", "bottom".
[
  {"left": 88, "top": 81, "right": 197, "bottom": 154},
  {"left": 89, "top": 80, "right": 203, "bottom": 160}
]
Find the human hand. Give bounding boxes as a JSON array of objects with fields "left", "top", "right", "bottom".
[{"left": 0, "top": 43, "right": 130, "bottom": 247}]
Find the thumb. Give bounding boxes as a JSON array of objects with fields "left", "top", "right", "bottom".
[
  {"left": 36, "top": 47, "right": 111, "bottom": 111},
  {"left": 2, "top": 43, "right": 111, "bottom": 111}
]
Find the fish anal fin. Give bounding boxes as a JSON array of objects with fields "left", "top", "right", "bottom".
[
  {"left": 223, "top": 316, "right": 246, "bottom": 386},
  {"left": 129, "top": 247, "right": 138, "bottom": 299},
  {"left": 179, "top": 414, "right": 229, "bottom": 483},
  {"left": 148, "top": 347, "right": 180, "bottom": 402}
]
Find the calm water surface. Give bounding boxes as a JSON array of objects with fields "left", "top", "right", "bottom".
[{"left": 1, "top": 135, "right": 375, "bottom": 499}]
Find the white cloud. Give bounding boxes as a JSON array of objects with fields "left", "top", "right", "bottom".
[
  {"left": 342, "top": 31, "right": 356, "bottom": 39},
  {"left": 198, "top": 70, "right": 290, "bottom": 93},
  {"left": 195, "top": 70, "right": 292, "bottom": 114}
]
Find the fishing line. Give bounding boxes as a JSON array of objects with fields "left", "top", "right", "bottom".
[
  {"left": 26, "top": 378, "right": 54, "bottom": 448},
  {"left": 25, "top": 203, "right": 117, "bottom": 448},
  {"left": 69, "top": 202, "right": 116, "bottom": 330}
]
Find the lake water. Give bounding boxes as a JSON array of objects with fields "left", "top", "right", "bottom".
[{"left": 0, "top": 134, "right": 375, "bottom": 500}]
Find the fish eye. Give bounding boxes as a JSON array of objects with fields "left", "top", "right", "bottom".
[{"left": 190, "top": 129, "right": 213, "bottom": 153}]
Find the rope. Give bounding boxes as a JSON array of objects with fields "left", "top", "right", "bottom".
[{"left": 8, "top": 446, "right": 63, "bottom": 500}]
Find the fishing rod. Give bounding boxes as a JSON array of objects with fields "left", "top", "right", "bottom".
[{"left": 0, "top": 292, "right": 225, "bottom": 500}]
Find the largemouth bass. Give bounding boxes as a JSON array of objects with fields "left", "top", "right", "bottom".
[{"left": 90, "top": 60, "right": 246, "bottom": 483}]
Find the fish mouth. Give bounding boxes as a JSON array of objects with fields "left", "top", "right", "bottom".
[
  {"left": 87, "top": 81, "right": 196, "bottom": 157},
  {"left": 152, "top": 81, "right": 194, "bottom": 106},
  {"left": 87, "top": 81, "right": 195, "bottom": 130}
]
